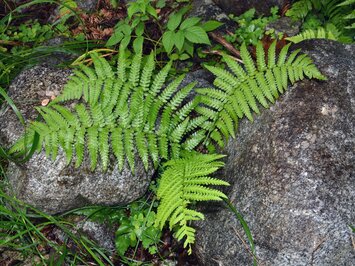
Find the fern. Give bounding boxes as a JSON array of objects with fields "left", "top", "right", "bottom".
[
  {"left": 286, "top": 0, "right": 317, "bottom": 19},
  {"left": 338, "top": 0, "right": 355, "bottom": 29},
  {"left": 195, "top": 41, "right": 326, "bottom": 148},
  {"left": 10, "top": 45, "right": 200, "bottom": 172},
  {"left": 8, "top": 40, "right": 327, "bottom": 256},
  {"left": 286, "top": 0, "right": 345, "bottom": 20},
  {"left": 286, "top": 26, "right": 339, "bottom": 43},
  {"left": 286, "top": 0, "right": 354, "bottom": 40},
  {"left": 155, "top": 153, "right": 229, "bottom": 254}
]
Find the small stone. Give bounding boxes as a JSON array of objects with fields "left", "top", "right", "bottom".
[{"left": 41, "top": 99, "right": 50, "bottom": 106}]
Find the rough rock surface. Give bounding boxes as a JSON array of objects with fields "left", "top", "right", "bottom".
[
  {"left": 77, "top": 220, "right": 116, "bottom": 253},
  {"left": 195, "top": 40, "right": 355, "bottom": 265},
  {"left": 0, "top": 65, "right": 151, "bottom": 214},
  {"left": 266, "top": 17, "right": 302, "bottom": 37},
  {"left": 190, "top": 0, "right": 236, "bottom": 33},
  {"left": 76, "top": 0, "right": 98, "bottom": 12},
  {"left": 212, "top": 0, "right": 288, "bottom": 16}
]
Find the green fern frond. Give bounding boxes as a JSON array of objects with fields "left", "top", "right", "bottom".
[
  {"left": 285, "top": 0, "right": 347, "bottom": 20},
  {"left": 12, "top": 46, "right": 199, "bottom": 172},
  {"left": 286, "top": 27, "right": 338, "bottom": 43},
  {"left": 286, "top": 0, "right": 314, "bottom": 19},
  {"left": 155, "top": 153, "right": 229, "bottom": 254},
  {"left": 200, "top": 41, "right": 326, "bottom": 148},
  {"left": 337, "top": 0, "right": 355, "bottom": 6},
  {"left": 339, "top": 0, "right": 355, "bottom": 29},
  {"left": 286, "top": 0, "right": 354, "bottom": 33}
]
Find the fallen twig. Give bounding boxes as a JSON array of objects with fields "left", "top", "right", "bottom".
[
  {"left": 201, "top": 49, "right": 243, "bottom": 64},
  {"left": 209, "top": 32, "right": 242, "bottom": 59}
]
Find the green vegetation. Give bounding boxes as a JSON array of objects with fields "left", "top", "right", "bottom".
[
  {"left": 228, "top": 7, "right": 280, "bottom": 46},
  {"left": 8, "top": 39, "right": 325, "bottom": 264},
  {"left": 10, "top": 45, "right": 199, "bottom": 172},
  {"left": 155, "top": 153, "right": 229, "bottom": 254},
  {"left": 286, "top": 0, "right": 355, "bottom": 43},
  {"left": 0, "top": 179, "right": 115, "bottom": 265},
  {"left": 0, "top": 0, "right": 351, "bottom": 264}
]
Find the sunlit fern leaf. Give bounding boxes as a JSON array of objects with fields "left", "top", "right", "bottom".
[
  {"left": 201, "top": 41, "right": 326, "bottom": 148},
  {"left": 155, "top": 153, "right": 229, "bottom": 254},
  {"left": 240, "top": 43, "right": 256, "bottom": 75},
  {"left": 117, "top": 43, "right": 127, "bottom": 82},
  {"left": 256, "top": 42, "right": 266, "bottom": 71},
  {"left": 10, "top": 45, "right": 199, "bottom": 172},
  {"left": 267, "top": 41, "right": 276, "bottom": 69},
  {"left": 75, "top": 127, "right": 85, "bottom": 168},
  {"left": 111, "top": 127, "right": 124, "bottom": 170}
]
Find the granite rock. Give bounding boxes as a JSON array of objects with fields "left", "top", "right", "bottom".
[
  {"left": 190, "top": 0, "right": 236, "bottom": 33},
  {"left": 0, "top": 65, "right": 151, "bottom": 214},
  {"left": 77, "top": 220, "right": 116, "bottom": 253},
  {"left": 212, "top": 0, "right": 288, "bottom": 16},
  {"left": 266, "top": 16, "right": 302, "bottom": 37},
  {"left": 195, "top": 40, "right": 355, "bottom": 265}
]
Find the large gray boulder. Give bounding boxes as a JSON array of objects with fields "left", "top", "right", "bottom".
[
  {"left": 0, "top": 65, "right": 151, "bottom": 214},
  {"left": 212, "top": 0, "right": 288, "bottom": 16},
  {"left": 195, "top": 40, "right": 355, "bottom": 265}
]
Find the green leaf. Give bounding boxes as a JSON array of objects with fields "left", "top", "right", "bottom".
[
  {"left": 183, "top": 41, "right": 194, "bottom": 56},
  {"left": 121, "top": 24, "right": 132, "bottom": 36},
  {"left": 115, "top": 234, "right": 131, "bottom": 255},
  {"left": 167, "top": 13, "right": 182, "bottom": 31},
  {"left": 156, "top": 0, "right": 166, "bottom": 8},
  {"left": 106, "top": 30, "right": 123, "bottom": 46},
  {"left": 141, "top": 226, "right": 161, "bottom": 248},
  {"left": 175, "top": 30, "right": 185, "bottom": 51},
  {"left": 179, "top": 53, "right": 190, "bottom": 60},
  {"left": 146, "top": 5, "right": 158, "bottom": 19},
  {"left": 127, "top": 4, "right": 141, "bottom": 18},
  {"left": 133, "top": 36, "right": 144, "bottom": 53},
  {"left": 131, "top": 17, "right": 141, "bottom": 28},
  {"left": 120, "top": 35, "right": 131, "bottom": 49},
  {"left": 180, "top": 17, "right": 201, "bottom": 30},
  {"left": 135, "top": 22, "right": 145, "bottom": 36},
  {"left": 184, "top": 26, "right": 210, "bottom": 45},
  {"left": 162, "top": 31, "right": 175, "bottom": 54},
  {"left": 201, "top": 20, "right": 224, "bottom": 31}
]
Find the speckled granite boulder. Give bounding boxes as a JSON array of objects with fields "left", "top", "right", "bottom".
[
  {"left": 266, "top": 16, "right": 302, "bottom": 37},
  {"left": 195, "top": 40, "right": 355, "bottom": 265},
  {"left": 212, "top": 0, "right": 288, "bottom": 16},
  {"left": 190, "top": 0, "right": 230, "bottom": 23},
  {"left": 0, "top": 65, "right": 151, "bottom": 214}
]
